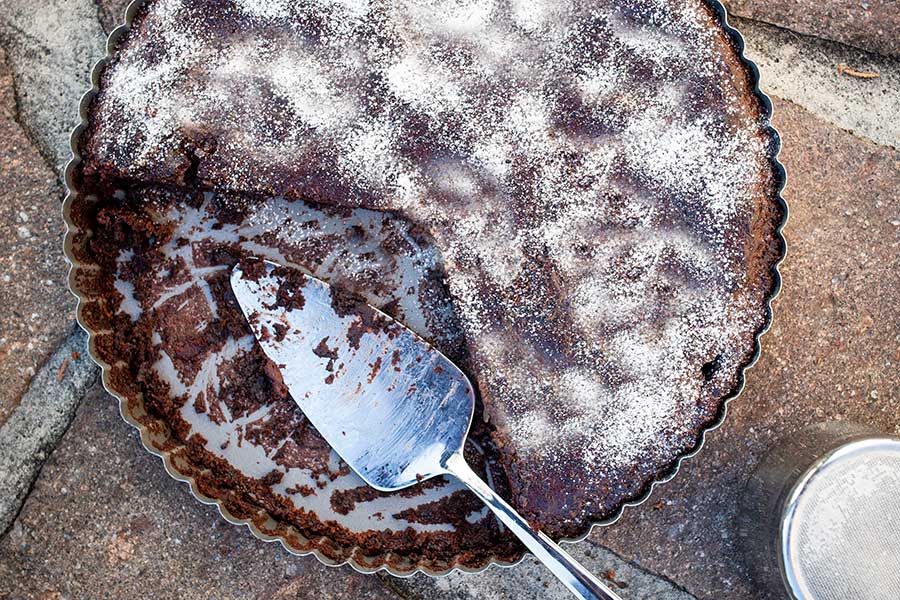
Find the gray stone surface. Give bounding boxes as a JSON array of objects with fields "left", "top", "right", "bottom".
[
  {"left": 97, "top": 0, "right": 132, "bottom": 34},
  {"left": 0, "top": 328, "right": 97, "bottom": 535},
  {"left": 735, "top": 16, "right": 900, "bottom": 151},
  {"left": 724, "top": 0, "right": 900, "bottom": 58},
  {"left": 0, "top": 0, "right": 106, "bottom": 173}
]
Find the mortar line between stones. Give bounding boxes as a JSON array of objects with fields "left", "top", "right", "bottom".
[
  {"left": 0, "top": 18, "right": 52, "bottom": 53},
  {"left": 0, "top": 327, "right": 98, "bottom": 538},
  {"left": 0, "top": 29, "right": 70, "bottom": 182},
  {"left": 729, "top": 12, "right": 898, "bottom": 62},
  {"left": 0, "top": 35, "right": 23, "bottom": 122},
  {"left": 585, "top": 539, "right": 700, "bottom": 599},
  {"left": 91, "top": 0, "right": 116, "bottom": 36},
  {"left": 0, "top": 396, "right": 84, "bottom": 539}
]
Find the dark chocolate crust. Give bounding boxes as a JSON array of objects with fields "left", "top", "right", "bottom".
[{"left": 66, "top": 0, "right": 786, "bottom": 569}]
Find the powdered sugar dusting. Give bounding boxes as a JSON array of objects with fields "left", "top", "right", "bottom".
[
  {"left": 86, "top": 0, "right": 777, "bottom": 523},
  {"left": 233, "top": 0, "right": 292, "bottom": 21}
]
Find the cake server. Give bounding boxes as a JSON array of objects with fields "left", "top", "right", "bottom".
[{"left": 230, "top": 260, "right": 622, "bottom": 600}]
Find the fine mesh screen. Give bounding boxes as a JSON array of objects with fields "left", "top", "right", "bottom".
[{"left": 787, "top": 442, "right": 900, "bottom": 600}]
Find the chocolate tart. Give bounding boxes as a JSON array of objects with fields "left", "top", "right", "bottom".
[{"left": 65, "top": 0, "right": 786, "bottom": 574}]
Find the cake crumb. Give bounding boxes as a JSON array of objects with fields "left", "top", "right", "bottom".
[{"left": 603, "top": 569, "right": 629, "bottom": 589}]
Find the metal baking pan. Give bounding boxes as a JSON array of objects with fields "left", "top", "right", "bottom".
[{"left": 62, "top": 0, "right": 788, "bottom": 577}]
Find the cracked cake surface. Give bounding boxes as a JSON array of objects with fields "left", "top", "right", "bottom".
[{"left": 72, "top": 0, "right": 784, "bottom": 562}]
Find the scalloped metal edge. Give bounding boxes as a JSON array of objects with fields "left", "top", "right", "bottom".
[{"left": 61, "top": 0, "right": 788, "bottom": 579}]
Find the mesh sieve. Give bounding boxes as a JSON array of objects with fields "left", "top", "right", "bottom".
[{"left": 783, "top": 439, "right": 900, "bottom": 600}]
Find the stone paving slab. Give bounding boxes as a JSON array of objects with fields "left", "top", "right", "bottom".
[
  {"left": 723, "top": 0, "right": 900, "bottom": 58},
  {"left": 0, "top": 0, "right": 105, "bottom": 172},
  {"left": 0, "top": 46, "right": 75, "bottom": 427},
  {"left": 388, "top": 551, "right": 694, "bottom": 600},
  {"left": 591, "top": 97, "right": 900, "bottom": 600}
]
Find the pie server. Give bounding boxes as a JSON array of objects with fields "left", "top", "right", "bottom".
[{"left": 230, "top": 259, "right": 622, "bottom": 600}]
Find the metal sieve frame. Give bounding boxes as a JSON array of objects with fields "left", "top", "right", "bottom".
[{"left": 780, "top": 437, "right": 900, "bottom": 600}]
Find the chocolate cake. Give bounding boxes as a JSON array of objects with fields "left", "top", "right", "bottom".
[{"left": 67, "top": 0, "right": 785, "bottom": 571}]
